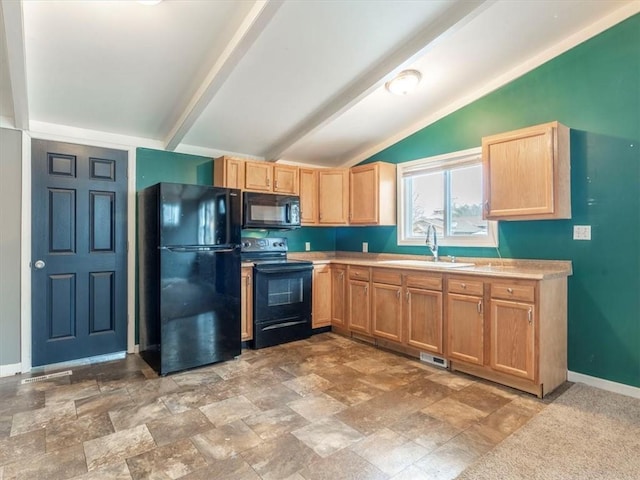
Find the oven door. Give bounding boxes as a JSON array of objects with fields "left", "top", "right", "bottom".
[{"left": 252, "top": 264, "right": 312, "bottom": 348}]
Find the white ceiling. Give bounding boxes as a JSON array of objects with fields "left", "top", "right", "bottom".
[{"left": 1, "top": 0, "right": 638, "bottom": 168}]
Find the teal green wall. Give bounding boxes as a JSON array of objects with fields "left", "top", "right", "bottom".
[
  {"left": 136, "top": 148, "right": 213, "bottom": 190},
  {"left": 338, "top": 15, "right": 640, "bottom": 388}
]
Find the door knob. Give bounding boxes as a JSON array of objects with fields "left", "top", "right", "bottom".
[{"left": 34, "top": 260, "right": 46, "bottom": 269}]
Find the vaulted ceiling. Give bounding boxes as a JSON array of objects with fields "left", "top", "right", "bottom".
[{"left": 1, "top": 0, "right": 637, "bottom": 167}]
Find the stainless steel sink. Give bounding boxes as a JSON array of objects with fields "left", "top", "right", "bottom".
[{"left": 378, "top": 260, "right": 474, "bottom": 269}]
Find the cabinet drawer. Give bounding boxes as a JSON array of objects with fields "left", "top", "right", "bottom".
[
  {"left": 491, "top": 283, "right": 535, "bottom": 302},
  {"left": 405, "top": 273, "right": 442, "bottom": 291},
  {"left": 349, "top": 266, "right": 370, "bottom": 281},
  {"left": 448, "top": 278, "right": 483, "bottom": 296},
  {"left": 372, "top": 269, "right": 402, "bottom": 285}
]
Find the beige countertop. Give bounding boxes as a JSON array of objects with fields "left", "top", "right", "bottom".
[{"left": 287, "top": 251, "right": 572, "bottom": 280}]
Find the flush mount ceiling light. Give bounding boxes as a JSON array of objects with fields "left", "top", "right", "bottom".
[{"left": 385, "top": 69, "right": 422, "bottom": 95}]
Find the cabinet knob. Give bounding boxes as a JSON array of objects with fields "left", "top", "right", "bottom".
[
  {"left": 461, "top": 283, "right": 467, "bottom": 289},
  {"left": 507, "top": 288, "right": 514, "bottom": 294}
]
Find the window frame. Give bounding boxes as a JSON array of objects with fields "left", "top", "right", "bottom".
[{"left": 396, "top": 147, "right": 498, "bottom": 248}]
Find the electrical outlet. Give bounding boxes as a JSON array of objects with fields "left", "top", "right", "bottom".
[
  {"left": 305, "top": 242, "right": 311, "bottom": 251},
  {"left": 362, "top": 242, "right": 368, "bottom": 253},
  {"left": 573, "top": 225, "right": 591, "bottom": 240}
]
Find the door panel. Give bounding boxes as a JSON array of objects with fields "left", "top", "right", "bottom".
[{"left": 32, "top": 139, "right": 128, "bottom": 366}]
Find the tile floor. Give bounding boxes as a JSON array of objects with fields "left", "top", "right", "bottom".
[{"left": 0, "top": 333, "right": 563, "bottom": 480}]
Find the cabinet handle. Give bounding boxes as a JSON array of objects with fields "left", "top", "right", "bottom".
[
  {"left": 484, "top": 200, "right": 490, "bottom": 212},
  {"left": 396, "top": 290, "right": 400, "bottom": 299},
  {"left": 339, "top": 271, "right": 344, "bottom": 279},
  {"left": 528, "top": 307, "right": 533, "bottom": 324},
  {"left": 364, "top": 285, "right": 368, "bottom": 294},
  {"left": 461, "top": 283, "right": 467, "bottom": 289},
  {"left": 507, "top": 288, "right": 513, "bottom": 294},
  {"left": 477, "top": 300, "right": 483, "bottom": 314},
  {"left": 274, "top": 180, "right": 278, "bottom": 189},
  {"left": 267, "top": 178, "right": 271, "bottom": 187},
  {"left": 406, "top": 291, "right": 410, "bottom": 302}
]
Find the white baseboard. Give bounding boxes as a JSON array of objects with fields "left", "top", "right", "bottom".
[
  {"left": 568, "top": 371, "right": 640, "bottom": 399},
  {"left": 0, "top": 363, "right": 22, "bottom": 378}
]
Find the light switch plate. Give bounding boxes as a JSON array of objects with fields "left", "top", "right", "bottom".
[
  {"left": 362, "top": 242, "right": 368, "bottom": 253},
  {"left": 573, "top": 225, "right": 591, "bottom": 240},
  {"left": 305, "top": 242, "right": 311, "bottom": 251}
]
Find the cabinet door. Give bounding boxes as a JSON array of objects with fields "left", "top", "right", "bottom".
[
  {"left": 312, "top": 265, "right": 331, "bottom": 328},
  {"left": 331, "top": 266, "right": 347, "bottom": 327},
  {"left": 482, "top": 121, "right": 570, "bottom": 220},
  {"left": 241, "top": 267, "right": 253, "bottom": 341},
  {"left": 490, "top": 299, "right": 535, "bottom": 380},
  {"left": 245, "top": 161, "right": 273, "bottom": 191},
  {"left": 348, "top": 279, "right": 370, "bottom": 334},
  {"left": 213, "top": 156, "right": 245, "bottom": 189},
  {"left": 447, "top": 293, "right": 484, "bottom": 365},
  {"left": 350, "top": 164, "right": 378, "bottom": 224},
  {"left": 274, "top": 165, "right": 299, "bottom": 194},
  {"left": 406, "top": 287, "right": 443, "bottom": 354},
  {"left": 372, "top": 283, "right": 402, "bottom": 342},
  {"left": 318, "top": 169, "right": 349, "bottom": 224},
  {"left": 299, "top": 168, "right": 318, "bottom": 224}
]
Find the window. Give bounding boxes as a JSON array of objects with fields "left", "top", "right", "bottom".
[{"left": 397, "top": 147, "right": 498, "bottom": 247}]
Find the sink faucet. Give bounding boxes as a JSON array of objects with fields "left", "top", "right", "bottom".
[{"left": 425, "top": 223, "right": 439, "bottom": 262}]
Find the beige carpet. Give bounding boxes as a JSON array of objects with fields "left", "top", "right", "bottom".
[{"left": 457, "top": 383, "right": 640, "bottom": 480}]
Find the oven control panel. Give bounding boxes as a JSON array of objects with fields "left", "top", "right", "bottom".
[{"left": 240, "top": 237, "right": 288, "bottom": 253}]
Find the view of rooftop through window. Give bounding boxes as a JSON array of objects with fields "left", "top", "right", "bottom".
[{"left": 407, "top": 164, "right": 487, "bottom": 239}]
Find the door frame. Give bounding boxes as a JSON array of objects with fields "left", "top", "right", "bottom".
[{"left": 21, "top": 130, "right": 137, "bottom": 372}]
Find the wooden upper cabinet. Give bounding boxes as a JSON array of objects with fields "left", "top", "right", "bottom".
[
  {"left": 213, "top": 156, "right": 245, "bottom": 189},
  {"left": 349, "top": 162, "right": 396, "bottom": 225},
  {"left": 299, "top": 168, "right": 318, "bottom": 225},
  {"left": 482, "top": 121, "right": 570, "bottom": 220},
  {"left": 273, "top": 164, "right": 299, "bottom": 195},
  {"left": 244, "top": 161, "right": 273, "bottom": 192},
  {"left": 318, "top": 169, "right": 349, "bottom": 225}
]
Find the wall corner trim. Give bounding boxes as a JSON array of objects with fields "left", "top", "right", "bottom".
[
  {"left": 0, "top": 363, "right": 22, "bottom": 378},
  {"left": 567, "top": 371, "right": 640, "bottom": 399}
]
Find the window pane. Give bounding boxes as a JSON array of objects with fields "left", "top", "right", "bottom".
[
  {"left": 406, "top": 171, "right": 444, "bottom": 237},
  {"left": 450, "top": 165, "right": 487, "bottom": 236}
]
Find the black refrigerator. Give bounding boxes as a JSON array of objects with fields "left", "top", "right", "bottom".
[{"left": 138, "top": 182, "right": 242, "bottom": 375}]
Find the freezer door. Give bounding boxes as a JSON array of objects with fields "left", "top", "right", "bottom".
[{"left": 159, "top": 183, "right": 241, "bottom": 247}]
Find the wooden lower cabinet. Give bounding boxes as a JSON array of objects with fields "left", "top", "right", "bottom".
[
  {"left": 331, "top": 265, "right": 347, "bottom": 328},
  {"left": 328, "top": 263, "right": 567, "bottom": 398},
  {"left": 312, "top": 265, "right": 331, "bottom": 328},
  {"left": 406, "top": 287, "right": 443, "bottom": 354},
  {"left": 347, "top": 267, "right": 371, "bottom": 334},
  {"left": 447, "top": 293, "right": 484, "bottom": 365},
  {"left": 371, "top": 282, "right": 402, "bottom": 342},
  {"left": 241, "top": 266, "right": 253, "bottom": 341},
  {"left": 490, "top": 299, "right": 535, "bottom": 380}
]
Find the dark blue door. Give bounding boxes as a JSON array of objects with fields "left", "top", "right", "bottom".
[{"left": 31, "top": 139, "right": 128, "bottom": 366}]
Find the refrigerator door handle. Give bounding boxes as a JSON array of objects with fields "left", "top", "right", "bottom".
[{"left": 160, "top": 246, "right": 237, "bottom": 253}]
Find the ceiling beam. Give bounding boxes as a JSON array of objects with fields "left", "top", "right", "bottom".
[
  {"left": 164, "top": 0, "right": 282, "bottom": 151},
  {"left": 262, "top": 0, "right": 494, "bottom": 162},
  {"left": 1, "top": 0, "right": 29, "bottom": 130}
]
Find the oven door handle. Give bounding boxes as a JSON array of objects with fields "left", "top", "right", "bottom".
[
  {"left": 254, "top": 264, "right": 313, "bottom": 273},
  {"left": 262, "top": 319, "right": 309, "bottom": 331}
]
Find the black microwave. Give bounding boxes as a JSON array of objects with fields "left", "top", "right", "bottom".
[{"left": 242, "top": 192, "right": 301, "bottom": 229}]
